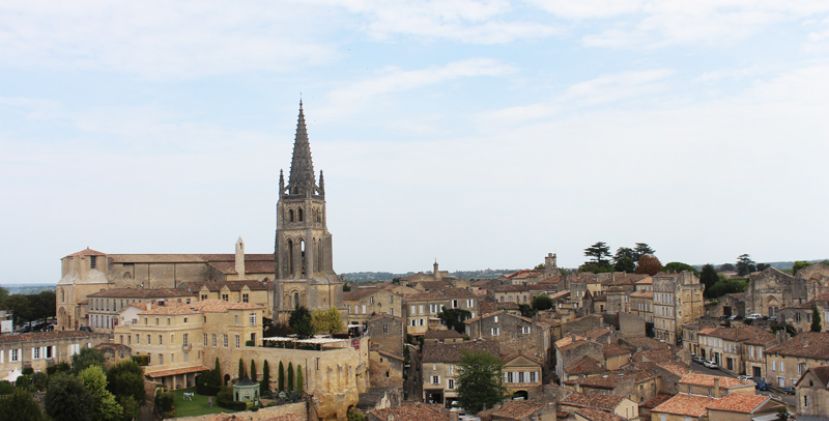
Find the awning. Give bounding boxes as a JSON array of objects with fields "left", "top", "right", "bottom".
[{"left": 144, "top": 365, "right": 209, "bottom": 378}]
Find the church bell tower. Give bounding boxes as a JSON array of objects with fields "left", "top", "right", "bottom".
[{"left": 274, "top": 101, "right": 341, "bottom": 319}]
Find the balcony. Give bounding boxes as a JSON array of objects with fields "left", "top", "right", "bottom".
[{"left": 182, "top": 343, "right": 191, "bottom": 352}]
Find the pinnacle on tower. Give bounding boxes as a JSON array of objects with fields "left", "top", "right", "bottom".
[{"left": 287, "top": 100, "right": 317, "bottom": 196}]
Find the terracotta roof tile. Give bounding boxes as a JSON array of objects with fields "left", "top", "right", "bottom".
[
  {"left": 652, "top": 394, "right": 717, "bottom": 417},
  {"left": 88, "top": 287, "right": 194, "bottom": 299},
  {"left": 65, "top": 247, "right": 106, "bottom": 257},
  {"left": 678, "top": 373, "right": 752, "bottom": 389},
  {"left": 561, "top": 392, "right": 626, "bottom": 412},
  {"left": 574, "top": 408, "right": 624, "bottom": 421},
  {"left": 422, "top": 340, "right": 499, "bottom": 363},
  {"left": 369, "top": 403, "right": 450, "bottom": 420},
  {"left": 565, "top": 356, "right": 605, "bottom": 375},
  {"left": 766, "top": 332, "right": 829, "bottom": 359},
  {"left": 480, "top": 400, "right": 552, "bottom": 420},
  {"left": 0, "top": 331, "right": 109, "bottom": 345},
  {"left": 707, "top": 394, "right": 769, "bottom": 414}
]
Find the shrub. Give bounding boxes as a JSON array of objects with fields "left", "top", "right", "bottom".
[
  {"left": 216, "top": 386, "right": 246, "bottom": 411},
  {"left": 15, "top": 375, "right": 33, "bottom": 390},
  {"left": 195, "top": 372, "right": 220, "bottom": 396},
  {"left": 32, "top": 372, "right": 49, "bottom": 391},
  {"left": 0, "top": 381, "right": 14, "bottom": 395},
  {"left": 154, "top": 389, "right": 175, "bottom": 418},
  {"left": 131, "top": 355, "right": 150, "bottom": 366},
  {"left": 22, "top": 367, "right": 34, "bottom": 375}
]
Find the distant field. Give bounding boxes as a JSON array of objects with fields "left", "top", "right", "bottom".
[{"left": 0, "top": 284, "right": 55, "bottom": 295}]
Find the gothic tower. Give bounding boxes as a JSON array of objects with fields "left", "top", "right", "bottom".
[{"left": 274, "top": 101, "right": 342, "bottom": 319}]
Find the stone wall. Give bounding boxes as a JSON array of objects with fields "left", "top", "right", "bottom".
[{"left": 165, "top": 401, "right": 307, "bottom": 421}]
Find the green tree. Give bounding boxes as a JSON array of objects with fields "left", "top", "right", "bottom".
[
  {"left": 287, "top": 362, "right": 294, "bottom": 392},
  {"left": 278, "top": 361, "right": 285, "bottom": 391},
  {"left": 578, "top": 261, "right": 613, "bottom": 273},
  {"left": 250, "top": 359, "right": 257, "bottom": 382},
  {"left": 531, "top": 295, "right": 553, "bottom": 311},
  {"left": 31, "top": 372, "right": 48, "bottom": 391},
  {"left": 107, "top": 359, "right": 145, "bottom": 405},
  {"left": 154, "top": 389, "right": 175, "bottom": 418},
  {"left": 118, "top": 396, "right": 140, "bottom": 421},
  {"left": 633, "top": 243, "right": 656, "bottom": 261},
  {"left": 438, "top": 308, "right": 472, "bottom": 334},
  {"left": 737, "top": 254, "right": 757, "bottom": 276},
  {"left": 635, "top": 254, "right": 663, "bottom": 276},
  {"left": 80, "top": 365, "right": 123, "bottom": 421},
  {"left": 0, "top": 388, "right": 47, "bottom": 421},
  {"left": 296, "top": 364, "right": 304, "bottom": 394},
  {"left": 0, "top": 381, "right": 13, "bottom": 394},
  {"left": 214, "top": 357, "right": 222, "bottom": 386},
  {"left": 289, "top": 306, "right": 315, "bottom": 338},
  {"left": 0, "top": 286, "right": 8, "bottom": 308},
  {"left": 311, "top": 307, "right": 345, "bottom": 334},
  {"left": 812, "top": 304, "right": 822, "bottom": 332},
  {"left": 72, "top": 347, "right": 104, "bottom": 373},
  {"left": 613, "top": 247, "right": 636, "bottom": 273},
  {"left": 457, "top": 350, "right": 505, "bottom": 414},
  {"left": 792, "top": 260, "right": 811, "bottom": 275},
  {"left": 663, "top": 262, "right": 697, "bottom": 274},
  {"left": 238, "top": 358, "right": 246, "bottom": 380},
  {"left": 584, "top": 242, "right": 612, "bottom": 265},
  {"left": 700, "top": 264, "right": 720, "bottom": 298},
  {"left": 518, "top": 304, "right": 536, "bottom": 318},
  {"left": 45, "top": 373, "right": 96, "bottom": 421},
  {"left": 262, "top": 360, "right": 271, "bottom": 394}
]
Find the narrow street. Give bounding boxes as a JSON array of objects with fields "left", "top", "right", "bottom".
[{"left": 690, "top": 361, "right": 796, "bottom": 411}]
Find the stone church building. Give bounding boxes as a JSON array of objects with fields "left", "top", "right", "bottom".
[{"left": 56, "top": 102, "right": 343, "bottom": 330}]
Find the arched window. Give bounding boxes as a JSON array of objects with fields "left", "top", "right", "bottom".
[
  {"left": 298, "top": 208, "right": 304, "bottom": 222},
  {"left": 300, "top": 239, "right": 306, "bottom": 276},
  {"left": 293, "top": 292, "right": 300, "bottom": 309},
  {"left": 288, "top": 209, "right": 294, "bottom": 222},
  {"left": 287, "top": 240, "right": 294, "bottom": 275}
]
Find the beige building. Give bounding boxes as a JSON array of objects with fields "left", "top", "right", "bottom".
[
  {"left": 366, "top": 313, "right": 405, "bottom": 389},
  {"left": 465, "top": 310, "right": 552, "bottom": 365},
  {"left": 796, "top": 366, "right": 829, "bottom": 418},
  {"left": 0, "top": 331, "right": 110, "bottom": 379},
  {"left": 560, "top": 392, "right": 640, "bottom": 421},
  {"left": 179, "top": 279, "right": 273, "bottom": 318},
  {"left": 502, "top": 354, "right": 544, "bottom": 399},
  {"left": 87, "top": 287, "right": 196, "bottom": 332},
  {"left": 343, "top": 284, "right": 418, "bottom": 328},
  {"left": 677, "top": 373, "right": 755, "bottom": 397},
  {"left": 650, "top": 393, "right": 777, "bottom": 421},
  {"left": 404, "top": 288, "right": 478, "bottom": 335},
  {"left": 652, "top": 272, "right": 704, "bottom": 344},
  {"left": 697, "top": 326, "right": 776, "bottom": 376},
  {"left": 630, "top": 278, "right": 654, "bottom": 323},
  {"left": 421, "top": 339, "right": 499, "bottom": 405},
  {"left": 765, "top": 331, "right": 829, "bottom": 389},
  {"left": 479, "top": 399, "right": 557, "bottom": 421}
]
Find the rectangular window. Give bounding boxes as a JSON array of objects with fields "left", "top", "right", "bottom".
[
  {"left": 530, "top": 371, "right": 538, "bottom": 383},
  {"left": 221, "top": 294, "right": 229, "bottom": 301},
  {"left": 212, "top": 334, "right": 217, "bottom": 347},
  {"left": 249, "top": 313, "right": 257, "bottom": 326},
  {"left": 159, "top": 354, "right": 164, "bottom": 364},
  {"left": 223, "top": 334, "right": 228, "bottom": 347},
  {"left": 419, "top": 318, "right": 424, "bottom": 326},
  {"left": 798, "top": 363, "right": 806, "bottom": 374},
  {"left": 203, "top": 334, "right": 207, "bottom": 346},
  {"left": 448, "top": 379, "right": 455, "bottom": 389},
  {"left": 431, "top": 375, "right": 440, "bottom": 385},
  {"left": 518, "top": 372, "right": 525, "bottom": 383},
  {"left": 235, "top": 335, "right": 240, "bottom": 348},
  {"left": 242, "top": 293, "right": 249, "bottom": 303},
  {"left": 410, "top": 305, "right": 416, "bottom": 315},
  {"left": 507, "top": 372, "right": 514, "bottom": 383},
  {"left": 158, "top": 335, "right": 163, "bottom": 345},
  {"left": 147, "top": 335, "right": 151, "bottom": 344},
  {"left": 183, "top": 333, "right": 189, "bottom": 346},
  {"left": 33, "top": 347, "right": 40, "bottom": 359},
  {"left": 490, "top": 327, "right": 500, "bottom": 336}
]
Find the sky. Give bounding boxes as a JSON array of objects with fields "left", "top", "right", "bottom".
[{"left": 1, "top": 1, "right": 828, "bottom": 283}]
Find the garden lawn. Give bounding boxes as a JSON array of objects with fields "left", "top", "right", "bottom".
[{"left": 173, "top": 388, "right": 239, "bottom": 418}]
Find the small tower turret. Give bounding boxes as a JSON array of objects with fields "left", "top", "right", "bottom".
[{"left": 235, "top": 237, "right": 246, "bottom": 279}]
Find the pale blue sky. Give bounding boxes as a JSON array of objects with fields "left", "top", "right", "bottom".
[{"left": 2, "top": 1, "right": 828, "bottom": 283}]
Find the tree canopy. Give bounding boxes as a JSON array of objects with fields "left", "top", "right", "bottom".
[
  {"left": 613, "top": 247, "right": 636, "bottom": 273},
  {"left": 812, "top": 304, "right": 822, "bottom": 332},
  {"left": 633, "top": 243, "right": 656, "bottom": 261},
  {"left": 72, "top": 348, "right": 104, "bottom": 373},
  {"left": 663, "top": 262, "right": 697, "bottom": 274},
  {"left": 0, "top": 388, "right": 46, "bottom": 421},
  {"left": 531, "top": 295, "right": 553, "bottom": 311},
  {"left": 106, "top": 359, "right": 145, "bottom": 405},
  {"left": 439, "top": 308, "right": 472, "bottom": 334},
  {"left": 635, "top": 254, "right": 663, "bottom": 276},
  {"left": 311, "top": 307, "right": 345, "bottom": 334},
  {"left": 700, "top": 264, "right": 720, "bottom": 297},
  {"left": 79, "top": 365, "right": 123, "bottom": 421},
  {"left": 45, "top": 373, "right": 96, "bottom": 421},
  {"left": 457, "top": 350, "right": 505, "bottom": 414},
  {"left": 584, "top": 242, "right": 612, "bottom": 265},
  {"left": 289, "top": 306, "right": 315, "bottom": 338},
  {"left": 736, "top": 254, "right": 757, "bottom": 276}
]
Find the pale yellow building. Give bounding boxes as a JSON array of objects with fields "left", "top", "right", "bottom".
[
  {"left": 652, "top": 272, "right": 704, "bottom": 344},
  {"left": 765, "top": 331, "right": 829, "bottom": 389},
  {"left": 796, "top": 366, "right": 829, "bottom": 418},
  {"left": 0, "top": 331, "right": 110, "bottom": 379}
]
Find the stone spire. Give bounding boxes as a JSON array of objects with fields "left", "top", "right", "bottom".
[
  {"left": 287, "top": 100, "right": 317, "bottom": 196},
  {"left": 318, "top": 170, "right": 325, "bottom": 196}
]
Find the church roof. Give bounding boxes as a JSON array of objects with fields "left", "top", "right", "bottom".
[
  {"left": 286, "top": 100, "right": 319, "bottom": 197},
  {"left": 65, "top": 247, "right": 106, "bottom": 258}
]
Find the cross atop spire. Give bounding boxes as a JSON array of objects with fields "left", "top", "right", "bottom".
[{"left": 287, "top": 100, "right": 317, "bottom": 196}]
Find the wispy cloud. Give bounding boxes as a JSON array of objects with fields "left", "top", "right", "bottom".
[
  {"left": 332, "top": 0, "right": 558, "bottom": 43},
  {"left": 318, "top": 58, "right": 514, "bottom": 119},
  {"left": 0, "top": 1, "right": 337, "bottom": 78}
]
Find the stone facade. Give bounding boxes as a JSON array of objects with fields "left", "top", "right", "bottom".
[
  {"left": 652, "top": 272, "right": 704, "bottom": 344},
  {"left": 502, "top": 354, "right": 544, "bottom": 399},
  {"left": 795, "top": 366, "right": 829, "bottom": 418},
  {"left": 0, "top": 331, "right": 110, "bottom": 378},
  {"left": 404, "top": 288, "right": 478, "bottom": 335},
  {"left": 421, "top": 339, "right": 499, "bottom": 405},
  {"left": 464, "top": 311, "right": 552, "bottom": 365},
  {"left": 367, "top": 314, "right": 405, "bottom": 389},
  {"left": 697, "top": 326, "right": 777, "bottom": 376},
  {"left": 764, "top": 332, "right": 829, "bottom": 389},
  {"left": 273, "top": 102, "right": 343, "bottom": 320},
  {"left": 745, "top": 267, "right": 811, "bottom": 317},
  {"left": 87, "top": 287, "right": 196, "bottom": 332}
]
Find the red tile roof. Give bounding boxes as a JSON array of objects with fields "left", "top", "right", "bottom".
[
  {"left": 707, "top": 394, "right": 769, "bottom": 414},
  {"left": 561, "top": 392, "right": 627, "bottom": 412},
  {"left": 369, "top": 403, "right": 450, "bottom": 420},
  {"left": 678, "top": 373, "right": 752, "bottom": 389},
  {"left": 766, "top": 332, "right": 829, "bottom": 359},
  {"left": 651, "top": 393, "right": 717, "bottom": 417}
]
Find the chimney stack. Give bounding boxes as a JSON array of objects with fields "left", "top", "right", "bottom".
[{"left": 714, "top": 376, "right": 721, "bottom": 397}]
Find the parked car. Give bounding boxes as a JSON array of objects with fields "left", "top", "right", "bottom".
[
  {"left": 703, "top": 360, "right": 719, "bottom": 369},
  {"left": 782, "top": 386, "right": 795, "bottom": 395},
  {"left": 745, "top": 313, "right": 763, "bottom": 320},
  {"left": 755, "top": 378, "right": 769, "bottom": 391},
  {"left": 693, "top": 355, "right": 705, "bottom": 364}
]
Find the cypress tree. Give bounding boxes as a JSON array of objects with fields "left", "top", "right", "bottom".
[
  {"left": 213, "top": 357, "right": 222, "bottom": 386},
  {"left": 250, "top": 360, "right": 257, "bottom": 382},
  {"left": 287, "top": 362, "right": 294, "bottom": 392},
  {"left": 278, "top": 361, "right": 285, "bottom": 391},
  {"left": 296, "top": 364, "right": 303, "bottom": 394},
  {"left": 238, "top": 358, "right": 246, "bottom": 380},
  {"left": 262, "top": 360, "right": 271, "bottom": 394},
  {"left": 812, "top": 304, "right": 822, "bottom": 332}
]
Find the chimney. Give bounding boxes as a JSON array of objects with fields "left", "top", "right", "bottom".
[{"left": 714, "top": 376, "right": 720, "bottom": 397}]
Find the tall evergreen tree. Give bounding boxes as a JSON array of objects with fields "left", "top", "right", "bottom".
[
  {"left": 0, "top": 388, "right": 47, "bottom": 421},
  {"left": 289, "top": 306, "right": 315, "bottom": 338},
  {"left": 250, "top": 360, "right": 257, "bottom": 382},
  {"left": 45, "top": 373, "right": 96, "bottom": 421},
  {"left": 584, "top": 242, "right": 612, "bottom": 265},
  {"left": 287, "top": 362, "right": 295, "bottom": 392},
  {"left": 296, "top": 364, "right": 304, "bottom": 394},
  {"left": 700, "top": 264, "right": 719, "bottom": 297},
  {"left": 736, "top": 254, "right": 757, "bottom": 276},
  {"left": 812, "top": 304, "right": 822, "bottom": 332},
  {"left": 262, "top": 360, "right": 271, "bottom": 394},
  {"left": 238, "top": 358, "right": 246, "bottom": 380},
  {"left": 613, "top": 247, "right": 636, "bottom": 273},
  {"left": 278, "top": 361, "right": 285, "bottom": 391},
  {"left": 633, "top": 243, "right": 655, "bottom": 261}
]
